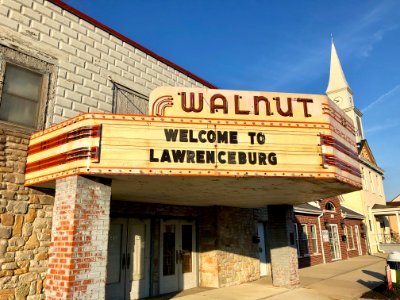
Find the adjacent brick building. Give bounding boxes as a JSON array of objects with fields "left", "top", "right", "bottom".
[{"left": 294, "top": 198, "right": 367, "bottom": 269}]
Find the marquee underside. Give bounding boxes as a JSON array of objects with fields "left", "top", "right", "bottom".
[{"left": 34, "top": 174, "right": 358, "bottom": 208}]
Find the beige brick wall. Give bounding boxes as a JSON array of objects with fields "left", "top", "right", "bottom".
[{"left": 0, "top": 0, "right": 209, "bottom": 127}]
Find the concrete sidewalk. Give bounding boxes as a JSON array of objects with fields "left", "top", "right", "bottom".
[{"left": 167, "top": 254, "right": 387, "bottom": 300}]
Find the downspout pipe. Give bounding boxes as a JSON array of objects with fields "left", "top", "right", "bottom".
[{"left": 318, "top": 210, "right": 326, "bottom": 264}]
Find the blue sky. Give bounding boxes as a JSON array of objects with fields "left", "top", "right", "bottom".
[{"left": 63, "top": 0, "right": 400, "bottom": 201}]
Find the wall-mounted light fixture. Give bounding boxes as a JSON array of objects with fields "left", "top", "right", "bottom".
[
  {"left": 324, "top": 221, "right": 330, "bottom": 227},
  {"left": 340, "top": 220, "right": 346, "bottom": 229}
]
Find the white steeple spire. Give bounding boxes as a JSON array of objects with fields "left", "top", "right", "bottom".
[{"left": 326, "top": 40, "right": 352, "bottom": 94}]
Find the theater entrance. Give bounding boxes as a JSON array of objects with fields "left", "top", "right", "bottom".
[
  {"left": 160, "top": 219, "right": 197, "bottom": 294},
  {"left": 106, "top": 218, "right": 151, "bottom": 299}
]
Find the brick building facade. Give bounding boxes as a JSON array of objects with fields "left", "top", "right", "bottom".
[{"left": 294, "top": 198, "right": 367, "bottom": 269}]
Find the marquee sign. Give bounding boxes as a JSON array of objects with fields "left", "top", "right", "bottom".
[{"left": 24, "top": 87, "right": 362, "bottom": 205}]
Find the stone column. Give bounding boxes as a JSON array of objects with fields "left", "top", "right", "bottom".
[
  {"left": 46, "top": 176, "right": 111, "bottom": 299},
  {"left": 267, "top": 205, "right": 299, "bottom": 288}
]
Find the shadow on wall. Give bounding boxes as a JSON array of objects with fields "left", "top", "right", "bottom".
[{"left": 105, "top": 201, "right": 276, "bottom": 299}]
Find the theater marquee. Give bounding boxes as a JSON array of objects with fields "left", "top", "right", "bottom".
[{"left": 25, "top": 87, "right": 362, "bottom": 206}]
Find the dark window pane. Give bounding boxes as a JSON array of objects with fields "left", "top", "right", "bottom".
[
  {"left": 107, "top": 224, "right": 122, "bottom": 284},
  {"left": 163, "top": 225, "right": 175, "bottom": 276},
  {"left": 182, "top": 225, "right": 192, "bottom": 273}
]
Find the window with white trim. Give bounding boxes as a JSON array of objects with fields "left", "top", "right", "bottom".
[
  {"left": 310, "top": 224, "right": 318, "bottom": 254},
  {"left": 347, "top": 226, "right": 355, "bottom": 249}
]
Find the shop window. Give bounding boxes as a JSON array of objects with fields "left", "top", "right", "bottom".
[
  {"left": 0, "top": 45, "right": 54, "bottom": 129},
  {"left": 300, "top": 224, "right": 309, "bottom": 257},
  {"left": 112, "top": 82, "right": 148, "bottom": 114},
  {"left": 310, "top": 224, "right": 318, "bottom": 254},
  {"left": 325, "top": 202, "right": 335, "bottom": 212}
]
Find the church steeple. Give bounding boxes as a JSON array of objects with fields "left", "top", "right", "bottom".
[
  {"left": 326, "top": 40, "right": 352, "bottom": 96},
  {"left": 326, "top": 39, "right": 364, "bottom": 142}
]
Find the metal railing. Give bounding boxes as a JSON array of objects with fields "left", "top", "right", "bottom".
[{"left": 375, "top": 233, "right": 400, "bottom": 244}]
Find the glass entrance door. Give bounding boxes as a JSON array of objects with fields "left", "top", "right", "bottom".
[
  {"left": 160, "top": 220, "right": 197, "bottom": 294},
  {"left": 328, "top": 224, "right": 341, "bottom": 260},
  {"left": 106, "top": 218, "right": 151, "bottom": 300}
]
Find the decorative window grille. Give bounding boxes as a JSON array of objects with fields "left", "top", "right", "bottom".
[{"left": 112, "top": 82, "right": 148, "bottom": 115}]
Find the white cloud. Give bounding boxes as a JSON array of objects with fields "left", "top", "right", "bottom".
[
  {"left": 362, "top": 84, "right": 400, "bottom": 113},
  {"left": 364, "top": 120, "right": 400, "bottom": 134}
]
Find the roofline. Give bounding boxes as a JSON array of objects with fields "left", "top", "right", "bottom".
[
  {"left": 359, "top": 156, "right": 384, "bottom": 175},
  {"left": 342, "top": 212, "right": 364, "bottom": 220},
  {"left": 294, "top": 207, "right": 322, "bottom": 215},
  {"left": 48, "top": 0, "right": 217, "bottom": 89}
]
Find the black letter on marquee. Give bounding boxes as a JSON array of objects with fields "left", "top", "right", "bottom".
[
  {"left": 238, "top": 152, "right": 247, "bottom": 164},
  {"left": 149, "top": 149, "right": 159, "bottom": 162},
  {"left": 160, "top": 149, "right": 171, "bottom": 163},
  {"left": 187, "top": 150, "right": 195, "bottom": 163},
  {"left": 218, "top": 151, "right": 226, "bottom": 164},
  {"left": 172, "top": 150, "right": 186, "bottom": 163},
  {"left": 164, "top": 129, "right": 178, "bottom": 142},
  {"left": 248, "top": 132, "right": 256, "bottom": 144},
  {"left": 258, "top": 153, "right": 267, "bottom": 165},
  {"left": 206, "top": 151, "right": 215, "bottom": 163},
  {"left": 180, "top": 129, "right": 188, "bottom": 142},
  {"left": 268, "top": 153, "right": 277, "bottom": 165}
]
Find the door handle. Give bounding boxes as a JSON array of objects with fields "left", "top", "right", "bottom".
[
  {"left": 127, "top": 253, "right": 131, "bottom": 269},
  {"left": 122, "top": 253, "right": 126, "bottom": 269}
]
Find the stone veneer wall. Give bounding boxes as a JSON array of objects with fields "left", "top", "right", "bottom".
[
  {"left": 216, "top": 207, "right": 260, "bottom": 287},
  {"left": 0, "top": 126, "right": 54, "bottom": 299}
]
